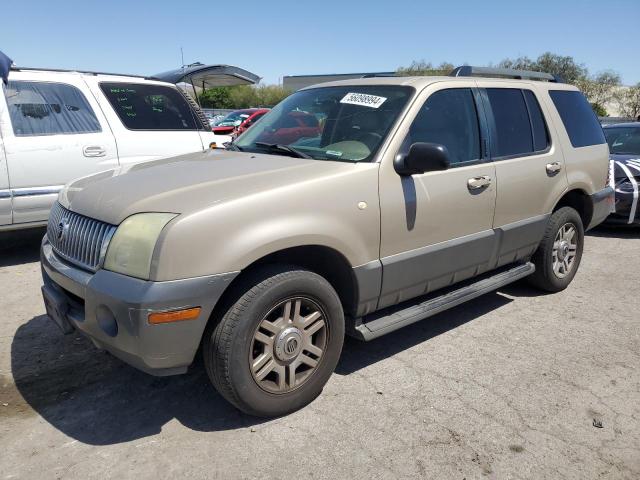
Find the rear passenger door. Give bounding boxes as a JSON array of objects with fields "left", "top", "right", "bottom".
[
  {"left": 0, "top": 74, "right": 118, "bottom": 225},
  {"left": 479, "top": 84, "right": 568, "bottom": 267}
]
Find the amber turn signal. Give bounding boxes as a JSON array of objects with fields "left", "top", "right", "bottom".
[
  {"left": 209, "top": 142, "right": 217, "bottom": 149},
  {"left": 148, "top": 307, "right": 201, "bottom": 324}
]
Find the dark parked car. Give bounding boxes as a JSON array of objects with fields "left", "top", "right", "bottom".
[{"left": 604, "top": 123, "right": 640, "bottom": 225}]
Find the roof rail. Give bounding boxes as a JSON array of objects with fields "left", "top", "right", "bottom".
[
  {"left": 9, "top": 66, "right": 159, "bottom": 81},
  {"left": 360, "top": 73, "right": 397, "bottom": 78},
  {"left": 449, "top": 66, "right": 563, "bottom": 83}
]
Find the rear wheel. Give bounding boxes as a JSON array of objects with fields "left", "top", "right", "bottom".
[
  {"left": 203, "top": 265, "right": 344, "bottom": 417},
  {"left": 528, "top": 207, "right": 584, "bottom": 292}
]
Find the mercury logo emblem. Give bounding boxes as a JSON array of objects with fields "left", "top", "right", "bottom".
[
  {"left": 284, "top": 337, "right": 298, "bottom": 355},
  {"left": 57, "top": 218, "right": 70, "bottom": 242}
]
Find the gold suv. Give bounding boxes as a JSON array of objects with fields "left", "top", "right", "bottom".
[{"left": 41, "top": 66, "right": 613, "bottom": 416}]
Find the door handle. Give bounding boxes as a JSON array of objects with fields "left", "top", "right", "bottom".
[
  {"left": 83, "top": 145, "right": 106, "bottom": 157},
  {"left": 467, "top": 176, "right": 492, "bottom": 190},
  {"left": 546, "top": 162, "right": 562, "bottom": 174}
]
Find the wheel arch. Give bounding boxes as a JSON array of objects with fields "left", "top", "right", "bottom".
[
  {"left": 552, "top": 188, "right": 593, "bottom": 228},
  {"left": 204, "top": 245, "right": 363, "bottom": 339}
]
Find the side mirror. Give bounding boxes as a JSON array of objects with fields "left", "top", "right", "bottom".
[{"left": 394, "top": 142, "right": 451, "bottom": 175}]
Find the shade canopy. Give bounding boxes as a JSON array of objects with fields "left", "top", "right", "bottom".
[{"left": 153, "top": 64, "right": 261, "bottom": 89}]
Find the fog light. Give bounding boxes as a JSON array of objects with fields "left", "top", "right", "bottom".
[{"left": 148, "top": 307, "right": 201, "bottom": 325}]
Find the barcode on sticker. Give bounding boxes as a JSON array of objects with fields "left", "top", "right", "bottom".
[{"left": 340, "top": 92, "right": 387, "bottom": 109}]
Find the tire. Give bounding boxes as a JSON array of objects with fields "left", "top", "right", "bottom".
[
  {"left": 203, "top": 265, "right": 344, "bottom": 417},
  {"left": 528, "top": 207, "right": 584, "bottom": 292}
]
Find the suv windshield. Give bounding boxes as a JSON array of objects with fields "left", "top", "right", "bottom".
[
  {"left": 234, "top": 85, "right": 414, "bottom": 162},
  {"left": 604, "top": 126, "right": 640, "bottom": 155}
]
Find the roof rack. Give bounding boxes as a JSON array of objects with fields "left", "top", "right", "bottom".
[
  {"left": 9, "top": 66, "right": 158, "bottom": 81},
  {"left": 449, "top": 66, "right": 563, "bottom": 83},
  {"left": 361, "top": 73, "right": 397, "bottom": 78}
]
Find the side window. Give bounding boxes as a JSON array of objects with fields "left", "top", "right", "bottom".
[
  {"left": 100, "top": 82, "right": 198, "bottom": 131},
  {"left": 486, "top": 88, "right": 533, "bottom": 157},
  {"left": 549, "top": 90, "right": 606, "bottom": 148},
  {"left": 404, "top": 88, "right": 481, "bottom": 165},
  {"left": 4, "top": 81, "right": 101, "bottom": 136},
  {"left": 523, "top": 90, "right": 550, "bottom": 152}
]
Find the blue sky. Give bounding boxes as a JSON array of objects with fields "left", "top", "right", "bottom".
[{"left": 2, "top": 0, "right": 639, "bottom": 85}]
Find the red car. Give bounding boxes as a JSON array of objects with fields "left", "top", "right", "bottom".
[
  {"left": 212, "top": 108, "right": 269, "bottom": 136},
  {"left": 257, "top": 111, "right": 321, "bottom": 144}
]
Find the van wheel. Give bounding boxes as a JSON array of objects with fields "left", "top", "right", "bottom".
[
  {"left": 203, "top": 266, "right": 344, "bottom": 417},
  {"left": 528, "top": 207, "right": 584, "bottom": 292}
]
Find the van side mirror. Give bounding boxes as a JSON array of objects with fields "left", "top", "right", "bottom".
[{"left": 394, "top": 142, "right": 451, "bottom": 175}]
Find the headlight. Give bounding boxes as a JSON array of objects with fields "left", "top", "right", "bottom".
[{"left": 104, "top": 213, "right": 177, "bottom": 280}]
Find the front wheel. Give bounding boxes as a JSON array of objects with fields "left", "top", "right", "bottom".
[
  {"left": 528, "top": 207, "right": 584, "bottom": 292},
  {"left": 203, "top": 266, "right": 344, "bottom": 417}
]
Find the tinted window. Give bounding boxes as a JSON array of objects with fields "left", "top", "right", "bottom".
[
  {"left": 486, "top": 88, "right": 533, "bottom": 157},
  {"left": 5, "top": 81, "right": 101, "bottom": 136},
  {"left": 100, "top": 83, "right": 198, "bottom": 130},
  {"left": 604, "top": 127, "right": 640, "bottom": 155},
  {"left": 523, "top": 90, "right": 550, "bottom": 151},
  {"left": 405, "top": 88, "right": 480, "bottom": 165},
  {"left": 549, "top": 90, "right": 606, "bottom": 148}
]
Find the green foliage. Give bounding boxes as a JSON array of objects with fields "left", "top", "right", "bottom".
[
  {"left": 198, "top": 84, "right": 292, "bottom": 109},
  {"left": 396, "top": 60, "right": 455, "bottom": 76},
  {"left": 198, "top": 87, "right": 233, "bottom": 109},
  {"left": 617, "top": 83, "right": 640, "bottom": 119},
  {"left": 591, "top": 103, "right": 608, "bottom": 117}
]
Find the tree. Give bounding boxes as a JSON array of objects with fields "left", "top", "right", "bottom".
[
  {"left": 498, "top": 52, "right": 587, "bottom": 83},
  {"left": 198, "top": 87, "right": 233, "bottom": 109},
  {"left": 575, "top": 71, "right": 621, "bottom": 108},
  {"left": 617, "top": 83, "right": 640, "bottom": 119},
  {"left": 396, "top": 60, "right": 455, "bottom": 76},
  {"left": 590, "top": 103, "right": 608, "bottom": 117},
  {"left": 198, "top": 85, "right": 293, "bottom": 110}
]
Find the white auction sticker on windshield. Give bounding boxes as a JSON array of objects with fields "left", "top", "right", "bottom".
[{"left": 340, "top": 92, "right": 387, "bottom": 109}]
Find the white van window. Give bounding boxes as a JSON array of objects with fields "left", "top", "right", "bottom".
[
  {"left": 100, "top": 82, "right": 199, "bottom": 131},
  {"left": 5, "top": 81, "right": 102, "bottom": 136}
]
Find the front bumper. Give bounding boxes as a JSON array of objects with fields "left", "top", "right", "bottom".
[
  {"left": 41, "top": 238, "right": 238, "bottom": 376},
  {"left": 587, "top": 186, "right": 615, "bottom": 230}
]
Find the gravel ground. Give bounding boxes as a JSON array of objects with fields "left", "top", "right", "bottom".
[{"left": 0, "top": 227, "right": 639, "bottom": 480}]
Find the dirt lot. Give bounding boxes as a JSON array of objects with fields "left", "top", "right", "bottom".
[{"left": 0, "top": 227, "right": 639, "bottom": 480}]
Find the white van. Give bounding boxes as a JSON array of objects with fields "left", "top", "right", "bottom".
[{"left": 0, "top": 64, "right": 258, "bottom": 230}]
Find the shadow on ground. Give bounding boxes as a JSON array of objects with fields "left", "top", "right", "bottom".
[
  {"left": 9, "top": 285, "right": 522, "bottom": 446},
  {"left": 587, "top": 225, "right": 640, "bottom": 239},
  {"left": 0, "top": 228, "right": 45, "bottom": 267}
]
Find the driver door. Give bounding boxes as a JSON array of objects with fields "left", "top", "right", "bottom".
[{"left": 377, "top": 83, "right": 497, "bottom": 308}]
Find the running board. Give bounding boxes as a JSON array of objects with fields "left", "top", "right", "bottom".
[{"left": 352, "top": 262, "right": 535, "bottom": 341}]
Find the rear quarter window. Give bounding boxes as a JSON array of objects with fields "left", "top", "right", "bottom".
[
  {"left": 100, "top": 82, "right": 199, "bottom": 131},
  {"left": 549, "top": 90, "right": 606, "bottom": 148}
]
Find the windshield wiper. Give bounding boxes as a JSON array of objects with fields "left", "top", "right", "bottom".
[
  {"left": 254, "top": 142, "right": 312, "bottom": 159},
  {"left": 225, "top": 143, "right": 243, "bottom": 151}
]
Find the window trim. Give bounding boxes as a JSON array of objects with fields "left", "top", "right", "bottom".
[
  {"left": 480, "top": 87, "right": 552, "bottom": 162},
  {"left": 98, "top": 81, "right": 205, "bottom": 133},
  {"left": 396, "top": 87, "right": 488, "bottom": 170},
  {"left": 4, "top": 80, "right": 103, "bottom": 137}
]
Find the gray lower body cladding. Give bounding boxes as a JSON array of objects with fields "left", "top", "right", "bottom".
[
  {"left": 377, "top": 214, "right": 548, "bottom": 309},
  {"left": 41, "top": 238, "right": 238, "bottom": 375}
]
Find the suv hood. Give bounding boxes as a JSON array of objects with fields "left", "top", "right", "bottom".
[{"left": 59, "top": 150, "right": 362, "bottom": 225}]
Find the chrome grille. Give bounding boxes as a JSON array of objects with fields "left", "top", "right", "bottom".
[{"left": 47, "top": 202, "right": 116, "bottom": 271}]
